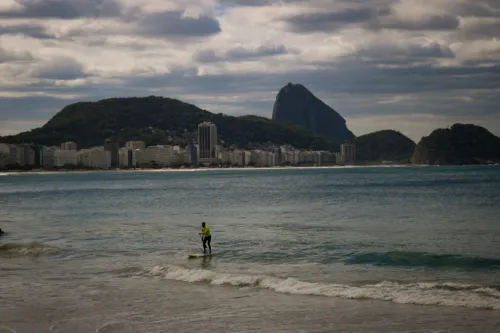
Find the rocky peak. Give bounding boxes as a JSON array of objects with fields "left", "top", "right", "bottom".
[{"left": 272, "top": 83, "right": 355, "bottom": 141}]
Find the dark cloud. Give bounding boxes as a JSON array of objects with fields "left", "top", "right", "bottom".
[
  {"left": 355, "top": 41, "right": 456, "bottom": 62},
  {"left": 34, "top": 57, "right": 86, "bottom": 80},
  {"left": 459, "top": 20, "right": 500, "bottom": 39},
  {"left": 194, "top": 44, "right": 289, "bottom": 63},
  {"left": 371, "top": 15, "right": 460, "bottom": 31},
  {"left": 283, "top": 6, "right": 460, "bottom": 33},
  {"left": 0, "top": 0, "right": 121, "bottom": 19},
  {"left": 285, "top": 8, "right": 385, "bottom": 32},
  {"left": 136, "top": 11, "right": 221, "bottom": 38},
  {"left": 0, "top": 23, "right": 53, "bottom": 39}
]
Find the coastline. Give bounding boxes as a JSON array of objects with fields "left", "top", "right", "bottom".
[
  {"left": 0, "top": 164, "right": 421, "bottom": 176},
  {"left": 4, "top": 162, "right": 498, "bottom": 176}
]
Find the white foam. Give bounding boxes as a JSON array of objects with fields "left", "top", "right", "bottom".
[{"left": 148, "top": 265, "right": 500, "bottom": 310}]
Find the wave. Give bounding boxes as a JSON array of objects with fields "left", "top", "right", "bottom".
[
  {"left": 145, "top": 265, "right": 500, "bottom": 310},
  {"left": 0, "top": 242, "right": 60, "bottom": 258},
  {"left": 343, "top": 251, "right": 500, "bottom": 270}
]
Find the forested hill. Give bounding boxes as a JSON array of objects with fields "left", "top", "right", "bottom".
[
  {"left": 411, "top": 124, "right": 500, "bottom": 165},
  {"left": 355, "top": 130, "right": 416, "bottom": 162},
  {"left": 0, "top": 96, "right": 341, "bottom": 151}
]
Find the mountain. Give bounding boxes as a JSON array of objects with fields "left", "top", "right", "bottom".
[
  {"left": 355, "top": 130, "right": 416, "bottom": 162},
  {"left": 0, "top": 96, "right": 341, "bottom": 151},
  {"left": 272, "top": 83, "right": 355, "bottom": 141},
  {"left": 411, "top": 124, "right": 500, "bottom": 165}
]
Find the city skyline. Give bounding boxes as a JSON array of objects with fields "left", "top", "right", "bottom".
[
  {"left": 0, "top": 122, "right": 357, "bottom": 170},
  {"left": 0, "top": 0, "right": 499, "bottom": 142}
]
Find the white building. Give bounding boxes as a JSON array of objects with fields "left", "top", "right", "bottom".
[
  {"left": 335, "top": 152, "right": 344, "bottom": 165},
  {"left": 280, "top": 148, "right": 300, "bottom": 165},
  {"left": 54, "top": 149, "right": 77, "bottom": 167},
  {"left": 41, "top": 146, "right": 59, "bottom": 168},
  {"left": 118, "top": 148, "right": 135, "bottom": 168},
  {"left": 198, "top": 122, "right": 218, "bottom": 165},
  {"left": 144, "top": 145, "right": 182, "bottom": 167},
  {"left": 77, "top": 147, "right": 111, "bottom": 169}
]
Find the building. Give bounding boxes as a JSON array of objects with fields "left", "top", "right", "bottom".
[
  {"left": 0, "top": 143, "right": 10, "bottom": 167},
  {"left": 335, "top": 152, "right": 344, "bottom": 165},
  {"left": 61, "top": 142, "right": 77, "bottom": 150},
  {"left": 144, "top": 145, "right": 181, "bottom": 167},
  {"left": 7, "top": 144, "right": 35, "bottom": 166},
  {"left": 125, "top": 141, "right": 146, "bottom": 150},
  {"left": 77, "top": 147, "right": 111, "bottom": 169},
  {"left": 186, "top": 143, "right": 198, "bottom": 165},
  {"left": 118, "top": 148, "right": 134, "bottom": 168},
  {"left": 53, "top": 149, "right": 77, "bottom": 167},
  {"left": 341, "top": 143, "right": 356, "bottom": 164},
  {"left": 104, "top": 140, "right": 119, "bottom": 168},
  {"left": 41, "top": 146, "right": 58, "bottom": 168},
  {"left": 198, "top": 122, "right": 218, "bottom": 165}
]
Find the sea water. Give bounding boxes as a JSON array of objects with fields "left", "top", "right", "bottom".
[{"left": 1, "top": 166, "right": 499, "bottom": 332}]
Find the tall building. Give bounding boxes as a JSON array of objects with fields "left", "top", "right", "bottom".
[
  {"left": 104, "top": 140, "right": 119, "bottom": 168},
  {"left": 198, "top": 122, "right": 218, "bottom": 165},
  {"left": 0, "top": 143, "right": 10, "bottom": 167},
  {"left": 340, "top": 143, "right": 356, "bottom": 164},
  {"left": 187, "top": 143, "right": 198, "bottom": 165},
  {"left": 32, "top": 145, "right": 43, "bottom": 168}
]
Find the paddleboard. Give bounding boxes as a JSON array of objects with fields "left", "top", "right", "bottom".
[{"left": 188, "top": 250, "right": 219, "bottom": 258}]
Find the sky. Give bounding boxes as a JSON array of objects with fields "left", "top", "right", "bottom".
[{"left": 0, "top": 0, "right": 499, "bottom": 143}]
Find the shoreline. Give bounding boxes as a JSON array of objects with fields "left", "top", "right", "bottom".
[
  {"left": 1, "top": 164, "right": 414, "bottom": 175},
  {"left": 2, "top": 163, "right": 490, "bottom": 176}
]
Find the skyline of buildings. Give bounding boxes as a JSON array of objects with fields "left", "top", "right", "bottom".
[{"left": 0, "top": 122, "right": 356, "bottom": 170}]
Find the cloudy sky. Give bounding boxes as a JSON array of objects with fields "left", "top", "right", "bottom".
[{"left": 1, "top": 0, "right": 499, "bottom": 142}]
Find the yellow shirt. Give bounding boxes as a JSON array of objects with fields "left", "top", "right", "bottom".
[{"left": 201, "top": 226, "right": 211, "bottom": 237}]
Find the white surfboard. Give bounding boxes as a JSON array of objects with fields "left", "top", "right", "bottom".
[{"left": 188, "top": 250, "right": 219, "bottom": 258}]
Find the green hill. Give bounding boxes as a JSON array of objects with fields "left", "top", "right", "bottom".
[
  {"left": 355, "top": 130, "right": 416, "bottom": 162},
  {"left": 411, "top": 123, "right": 500, "bottom": 165},
  {"left": 0, "top": 96, "right": 341, "bottom": 150}
]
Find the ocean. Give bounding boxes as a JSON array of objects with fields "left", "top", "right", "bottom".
[{"left": 1, "top": 166, "right": 499, "bottom": 333}]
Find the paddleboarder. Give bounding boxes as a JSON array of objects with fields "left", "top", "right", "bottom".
[{"left": 199, "top": 222, "right": 211, "bottom": 253}]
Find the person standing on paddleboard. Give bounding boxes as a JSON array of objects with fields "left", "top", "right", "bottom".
[{"left": 200, "top": 222, "right": 211, "bottom": 253}]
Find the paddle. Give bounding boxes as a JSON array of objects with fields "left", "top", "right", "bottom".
[{"left": 198, "top": 233, "right": 204, "bottom": 251}]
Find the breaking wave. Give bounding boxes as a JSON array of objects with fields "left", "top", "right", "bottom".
[
  {"left": 145, "top": 265, "right": 500, "bottom": 310},
  {"left": 0, "top": 242, "right": 60, "bottom": 258},
  {"left": 343, "top": 251, "right": 500, "bottom": 270}
]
